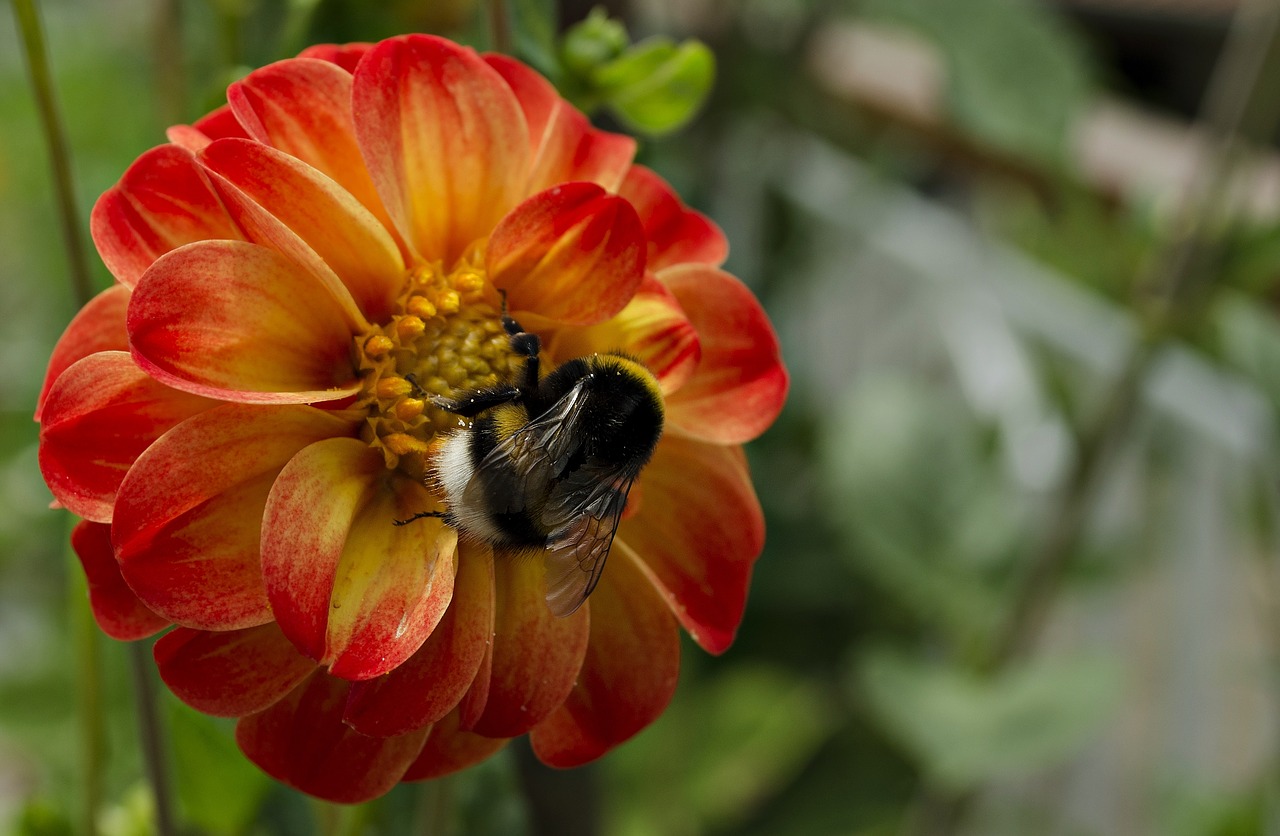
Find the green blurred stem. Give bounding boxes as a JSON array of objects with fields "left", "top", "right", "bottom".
[
  {"left": 488, "top": 0, "right": 513, "bottom": 55},
  {"left": 911, "top": 0, "right": 1280, "bottom": 833},
  {"left": 416, "top": 776, "right": 454, "bottom": 836},
  {"left": 129, "top": 641, "right": 177, "bottom": 836},
  {"left": 12, "top": 0, "right": 94, "bottom": 309},
  {"left": 70, "top": 555, "right": 104, "bottom": 836},
  {"left": 151, "top": 0, "right": 187, "bottom": 128}
]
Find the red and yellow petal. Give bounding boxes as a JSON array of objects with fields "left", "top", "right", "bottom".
[
  {"left": 618, "top": 436, "right": 764, "bottom": 654},
  {"left": 91, "top": 144, "right": 243, "bottom": 288},
  {"left": 618, "top": 165, "right": 727, "bottom": 271},
  {"left": 71, "top": 520, "right": 169, "bottom": 641},
  {"left": 547, "top": 274, "right": 699, "bottom": 396},
  {"left": 227, "top": 58, "right": 401, "bottom": 251},
  {"left": 112, "top": 403, "right": 357, "bottom": 631},
  {"left": 484, "top": 54, "right": 634, "bottom": 193},
  {"left": 236, "top": 671, "right": 427, "bottom": 804},
  {"left": 127, "top": 240, "right": 362, "bottom": 403},
  {"left": 466, "top": 557, "right": 590, "bottom": 738},
  {"left": 402, "top": 708, "right": 508, "bottom": 782},
  {"left": 261, "top": 439, "right": 457, "bottom": 680},
  {"left": 39, "top": 351, "right": 212, "bottom": 522},
  {"left": 155, "top": 623, "right": 317, "bottom": 717},
  {"left": 344, "top": 544, "right": 494, "bottom": 736},
  {"left": 199, "top": 138, "right": 403, "bottom": 322},
  {"left": 193, "top": 104, "right": 252, "bottom": 142},
  {"left": 353, "top": 35, "right": 530, "bottom": 266},
  {"left": 529, "top": 542, "right": 680, "bottom": 767},
  {"left": 487, "top": 183, "right": 646, "bottom": 327},
  {"left": 36, "top": 284, "right": 131, "bottom": 421},
  {"left": 662, "top": 266, "right": 788, "bottom": 444},
  {"left": 298, "top": 42, "right": 374, "bottom": 75}
]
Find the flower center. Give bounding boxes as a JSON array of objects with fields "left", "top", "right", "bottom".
[{"left": 354, "top": 259, "right": 519, "bottom": 476}]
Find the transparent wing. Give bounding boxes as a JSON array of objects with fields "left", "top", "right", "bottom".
[
  {"left": 460, "top": 380, "right": 591, "bottom": 517},
  {"left": 542, "top": 473, "right": 636, "bottom": 617}
]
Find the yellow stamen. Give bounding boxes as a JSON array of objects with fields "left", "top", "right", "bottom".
[
  {"left": 353, "top": 258, "right": 525, "bottom": 474},
  {"left": 363, "top": 334, "right": 394, "bottom": 358},
  {"left": 376, "top": 376, "right": 413, "bottom": 399}
]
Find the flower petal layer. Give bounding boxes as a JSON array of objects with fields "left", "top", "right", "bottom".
[
  {"left": 39, "top": 351, "right": 211, "bottom": 522},
  {"left": 128, "top": 241, "right": 361, "bottom": 403},
  {"left": 344, "top": 544, "right": 494, "bottom": 736},
  {"left": 36, "top": 284, "right": 130, "bottom": 421},
  {"left": 353, "top": 35, "right": 530, "bottom": 266},
  {"left": 663, "top": 266, "right": 788, "bottom": 444},
  {"left": 155, "top": 623, "right": 316, "bottom": 717},
  {"left": 484, "top": 54, "right": 634, "bottom": 194},
  {"left": 236, "top": 671, "right": 426, "bottom": 803},
  {"left": 227, "top": 58, "right": 401, "bottom": 253},
  {"left": 71, "top": 521, "right": 168, "bottom": 641},
  {"left": 200, "top": 137, "right": 402, "bottom": 322},
  {"left": 487, "top": 183, "right": 646, "bottom": 326},
  {"left": 618, "top": 437, "right": 764, "bottom": 654},
  {"left": 194, "top": 105, "right": 251, "bottom": 141},
  {"left": 547, "top": 274, "right": 699, "bottom": 396},
  {"left": 618, "top": 165, "right": 727, "bottom": 271},
  {"left": 402, "top": 708, "right": 508, "bottom": 782},
  {"left": 91, "top": 144, "right": 242, "bottom": 287},
  {"left": 530, "top": 542, "right": 680, "bottom": 766},
  {"left": 466, "top": 557, "right": 590, "bottom": 738},
  {"left": 298, "top": 42, "right": 373, "bottom": 74},
  {"left": 113, "top": 404, "right": 356, "bottom": 630},
  {"left": 262, "top": 439, "right": 457, "bottom": 680}
]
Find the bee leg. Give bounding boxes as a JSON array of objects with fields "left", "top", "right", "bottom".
[
  {"left": 404, "top": 372, "right": 428, "bottom": 398},
  {"left": 496, "top": 290, "right": 541, "bottom": 396},
  {"left": 431, "top": 386, "right": 521, "bottom": 418},
  {"left": 393, "top": 510, "right": 447, "bottom": 526}
]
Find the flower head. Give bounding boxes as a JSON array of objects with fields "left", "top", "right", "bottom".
[{"left": 38, "top": 34, "right": 786, "bottom": 802}]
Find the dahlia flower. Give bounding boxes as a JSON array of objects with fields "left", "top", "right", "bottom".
[{"left": 37, "top": 34, "right": 786, "bottom": 802}]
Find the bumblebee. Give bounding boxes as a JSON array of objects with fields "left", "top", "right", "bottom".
[{"left": 399, "top": 308, "right": 664, "bottom": 617}]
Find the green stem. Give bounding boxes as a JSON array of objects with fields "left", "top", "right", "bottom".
[
  {"left": 151, "top": 0, "right": 187, "bottom": 128},
  {"left": 12, "top": 0, "right": 94, "bottom": 309},
  {"left": 488, "top": 0, "right": 513, "bottom": 56},
  {"left": 415, "top": 776, "right": 454, "bottom": 836},
  {"left": 69, "top": 546, "right": 103, "bottom": 836},
  {"left": 128, "top": 641, "right": 177, "bottom": 836}
]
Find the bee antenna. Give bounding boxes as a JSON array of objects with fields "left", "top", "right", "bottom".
[{"left": 403, "top": 372, "right": 428, "bottom": 398}]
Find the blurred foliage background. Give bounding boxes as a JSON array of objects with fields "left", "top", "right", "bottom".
[{"left": 8, "top": 0, "right": 1280, "bottom": 833}]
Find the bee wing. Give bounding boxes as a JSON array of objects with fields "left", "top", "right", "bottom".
[
  {"left": 542, "top": 472, "right": 635, "bottom": 617},
  {"left": 460, "top": 381, "right": 592, "bottom": 516}
]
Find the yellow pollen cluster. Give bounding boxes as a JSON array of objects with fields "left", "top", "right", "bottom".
[{"left": 354, "top": 262, "right": 519, "bottom": 474}]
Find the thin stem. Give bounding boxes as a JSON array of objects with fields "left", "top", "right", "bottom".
[
  {"left": 151, "top": 0, "right": 187, "bottom": 129},
  {"left": 415, "top": 777, "right": 454, "bottom": 836},
  {"left": 69, "top": 549, "right": 103, "bottom": 836},
  {"left": 12, "top": 0, "right": 94, "bottom": 308},
  {"left": 488, "top": 0, "right": 514, "bottom": 56},
  {"left": 129, "top": 641, "right": 177, "bottom": 836}
]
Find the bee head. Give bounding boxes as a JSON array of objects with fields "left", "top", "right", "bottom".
[{"left": 580, "top": 354, "right": 665, "bottom": 467}]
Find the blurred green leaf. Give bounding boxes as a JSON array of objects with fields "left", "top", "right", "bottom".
[
  {"left": 14, "top": 799, "right": 73, "bottom": 836},
  {"left": 856, "top": 649, "right": 1120, "bottom": 791},
  {"left": 99, "top": 783, "right": 154, "bottom": 836},
  {"left": 609, "top": 665, "right": 837, "bottom": 836},
  {"left": 591, "top": 38, "right": 715, "bottom": 136},
  {"left": 820, "top": 375, "right": 1022, "bottom": 641},
  {"left": 511, "top": 0, "right": 561, "bottom": 78},
  {"left": 859, "top": 0, "right": 1092, "bottom": 162},
  {"left": 559, "top": 7, "right": 628, "bottom": 76},
  {"left": 168, "top": 698, "right": 270, "bottom": 835}
]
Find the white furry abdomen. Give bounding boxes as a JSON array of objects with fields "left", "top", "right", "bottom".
[{"left": 434, "top": 432, "right": 506, "bottom": 544}]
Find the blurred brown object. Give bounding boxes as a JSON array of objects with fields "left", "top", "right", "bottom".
[{"left": 809, "top": 19, "right": 1280, "bottom": 220}]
